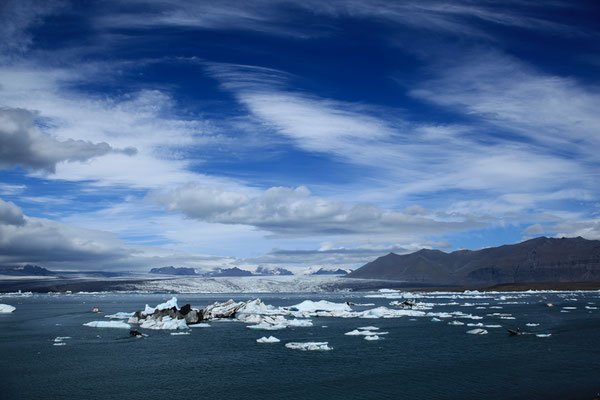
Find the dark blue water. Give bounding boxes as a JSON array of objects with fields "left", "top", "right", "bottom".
[{"left": 1, "top": 291, "right": 599, "bottom": 400}]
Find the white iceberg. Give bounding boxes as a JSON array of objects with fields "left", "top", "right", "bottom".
[
  {"left": 0, "top": 304, "right": 16, "bottom": 313},
  {"left": 170, "top": 332, "right": 190, "bottom": 336},
  {"left": 54, "top": 336, "right": 71, "bottom": 342},
  {"left": 256, "top": 336, "right": 280, "bottom": 343},
  {"left": 104, "top": 312, "right": 134, "bottom": 319},
  {"left": 189, "top": 323, "right": 211, "bottom": 328},
  {"left": 448, "top": 320, "right": 464, "bottom": 326},
  {"left": 526, "top": 323, "right": 539, "bottom": 327},
  {"left": 53, "top": 342, "right": 66, "bottom": 346},
  {"left": 358, "top": 326, "right": 379, "bottom": 330},
  {"left": 83, "top": 321, "right": 131, "bottom": 329},
  {"left": 285, "top": 342, "right": 332, "bottom": 351},
  {"left": 140, "top": 316, "right": 188, "bottom": 330},
  {"left": 142, "top": 297, "right": 179, "bottom": 316},
  {"left": 364, "top": 335, "right": 381, "bottom": 341},
  {"left": 431, "top": 317, "right": 441, "bottom": 322},
  {"left": 466, "top": 328, "right": 488, "bottom": 335},
  {"left": 288, "top": 300, "right": 352, "bottom": 314},
  {"left": 536, "top": 334, "right": 551, "bottom": 338},
  {"left": 344, "top": 329, "right": 388, "bottom": 336}
]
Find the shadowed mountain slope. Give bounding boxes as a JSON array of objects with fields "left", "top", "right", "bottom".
[{"left": 347, "top": 237, "right": 600, "bottom": 285}]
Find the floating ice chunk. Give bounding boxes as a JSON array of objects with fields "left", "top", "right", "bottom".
[
  {"left": 466, "top": 328, "right": 488, "bottom": 335},
  {"left": 104, "top": 312, "right": 134, "bottom": 319},
  {"left": 563, "top": 307, "right": 577, "bottom": 310},
  {"left": 142, "top": 297, "right": 179, "bottom": 316},
  {"left": 467, "top": 323, "right": 484, "bottom": 327},
  {"left": 53, "top": 342, "right": 66, "bottom": 346},
  {"left": 285, "top": 342, "right": 332, "bottom": 351},
  {"left": 83, "top": 321, "right": 131, "bottom": 329},
  {"left": 536, "top": 334, "right": 551, "bottom": 338},
  {"left": 247, "top": 323, "right": 287, "bottom": 331},
  {"left": 288, "top": 300, "right": 352, "bottom": 313},
  {"left": 170, "top": 332, "right": 190, "bottom": 336},
  {"left": 140, "top": 316, "right": 188, "bottom": 330},
  {"left": 287, "top": 319, "right": 313, "bottom": 327},
  {"left": 500, "top": 316, "right": 516, "bottom": 320},
  {"left": 431, "top": 317, "right": 441, "bottom": 322},
  {"left": 345, "top": 329, "right": 388, "bottom": 336},
  {"left": 484, "top": 325, "right": 502, "bottom": 328},
  {"left": 448, "top": 320, "right": 464, "bottom": 326},
  {"left": 54, "top": 336, "right": 71, "bottom": 342},
  {"left": 0, "top": 304, "right": 16, "bottom": 313},
  {"left": 364, "top": 335, "right": 380, "bottom": 341},
  {"left": 526, "top": 323, "right": 539, "bottom": 327},
  {"left": 358, "top": 326, "right": 379, "bottom": 330},
  {"left": 585, "top": 306, "right": 598, "bottom": 310},
  {"left": 256, "top": 336, "right": 280, "bottom": 343},
  {"left": 189, "top": 323, "right": 211, "bottom": 328}
]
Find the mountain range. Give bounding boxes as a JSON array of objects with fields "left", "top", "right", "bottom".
[{"left": 347, "top": 236, "right": 600, "bottom": 286}]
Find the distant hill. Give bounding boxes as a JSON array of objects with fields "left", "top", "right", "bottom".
[
  {"left": 311, "top": 268, "right": 350, "bottom": 275},
  {"left": 0, "top": 265, "right": 55, "bottom": 276},
  {"left": 203, "top": 267, "right": 254, "bottom": 277},
  {"left": 150, "top": 266, "right": 198, "bottom": 275},
  {"left": 255, "top": 266, "right": 294, "bottom": 276},
  {"left": 347, "top": 237, "right": 600, "bottom": 286}
]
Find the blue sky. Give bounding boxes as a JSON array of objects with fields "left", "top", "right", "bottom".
[{"left": 0, "top": 0, "right": 599, "bottom": 271}]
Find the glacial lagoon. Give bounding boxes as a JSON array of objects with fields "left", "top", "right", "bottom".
[{"left": 1, "top": 290, "right": 599, "bottom": 399}]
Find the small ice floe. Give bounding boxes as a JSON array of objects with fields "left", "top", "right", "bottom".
[
  {"left": 285, "top": 342, "right": 332, "bottom": 351},
  {"left": 364, "top": 335, "right": 381, "bottom": 341},
  {"left": 83, "top": 321, "right": 131, "bottom": 329},
  {"left": 189, "top": 323, "right": 211, "bottom": 328},
  {"left": 448, "top": 320, "right": 464, "bottom": 326},
  {"left": 345, "top": 329, "right": 388, "bottom": 336},
  {"left": 256, "top": 336, "right": 280, "bottom": 343},
  {"left": 0, "top": 304, "right": 16, "bottom": 313},
  {"left": 475, "top": 307, "right": 487, "bottom": 310},
  {"left": 466, "top": 328, "right": 488, "bottom": 335},
  {"left": 560, "top": 310, "right": 570, "bottom": 313},
  {"left": 526, "top": 323, "right": 539, "bottom": 327},
  {"left": 536, "top": 334, "right": 552, "bottom": 338},
  {"left": 484, "top": 325, "right": 502, "bottom": 328},
  {"left": 489, "top": 306, "right": 503, "bottom": 309},
  {"left": 562, "top": 307, "right": 577, "bottom": 310},
  {"left": 431, "top": 317, "right": 441, "bottom": 322},
  {"left": 500, "top": 316, "right": 516, "bottom": 320},
  {"left": 585, "top": 306, "right": 598, "bottom": 310},
  {"left": 170, "top": 332, "right": 190, "bottom": 336},
  {"left": 53, "top": 342, "right": 66, "bottom": 346},
  {"left": 104, "top": 312, "right": 134, "bottom": 319},
  {"left": 357, "top": 326, "right": 379, "bottom": 331},
  {"left": 54, "top": 336, "right": 71, "bottom": 342},
  {"left": 287, "top": 300, "right": 352, "bottom": 314},
  {"left": 467, "top": 323, "right": 484, "bottom": 327}
]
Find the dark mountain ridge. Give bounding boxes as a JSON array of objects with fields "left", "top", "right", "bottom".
[{"left": 347, "top": 236, "right": 600, "bottom": 285}]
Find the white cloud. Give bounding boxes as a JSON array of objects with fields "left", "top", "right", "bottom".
[
  {"left": 0, "top": 107, "right": 136, "bottom": 172},
  {"left": 0, "top": 198, "right": 25, "bottom": 226}
]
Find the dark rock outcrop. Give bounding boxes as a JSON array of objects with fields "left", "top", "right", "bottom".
[{"left": 347, "top": 236, "right": 600, "bottom": 286}]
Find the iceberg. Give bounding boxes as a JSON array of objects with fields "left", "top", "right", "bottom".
[
  {"left": 140, "top": 316, "right": 188, "bottom": 330},
  {"left": 53, "top": 342, "right": 66, "bottom": 346},
  {"left": 357, "top": 326, "right": 379, "bottom": 330},
  {"left": 0, "top": 304, "right": 16, "bottom": 313},
  {"left": 466, "top": 328, "right": 488, "bottom": 335},
  {"left": 104, "top": 312, "right": 134, "bottom": 319},
  {"left": 256, "top": 336, "right": 280, "bottom": 343},
  {"left": 189, "top": 323, "right": 211, "bottom": 328},
  {"left": 285, "top": 342, "right": 332, "bottom": 351},
  {"left": 345, "top": 329, "right": 388, "bottom": 336},
  {"left": 170, "top": 332, "right": 190, "bottom": 336},
  {"left": 526, "top": 323, "right": 539, "bottom": 327},
  {"left": 142, "top": 297, "right": 179, "bottom": 316},
  {"left": 54, "top": 336, "right": 71, "bottom": 342},
  {"left": 448, "top": 321, "right": 464, "bottom": 326},
  {"left": 84, "top": 321, "right": 131, "bottom": 329},
  {"left": 536, "top": 334, "right": 552, "bottom": 338},
  {"left": 364, "top": 335, "right": 381, "bottom": 341},
  {"left": 287, "top": 300, "right": 352, "bottom": 314}
]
